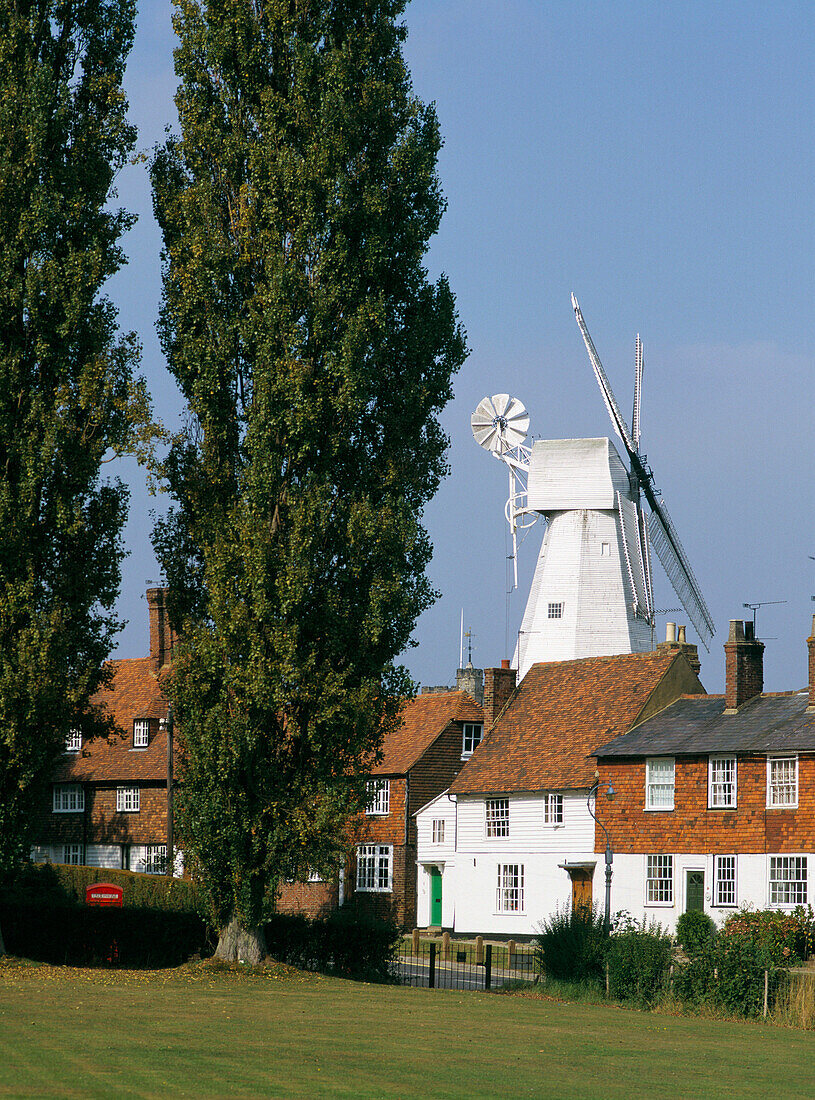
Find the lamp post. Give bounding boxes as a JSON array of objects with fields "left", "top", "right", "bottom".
[{"left": 587, "top": 773, "right": 615, "bottom": 936}]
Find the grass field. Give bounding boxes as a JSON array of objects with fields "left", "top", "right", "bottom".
[{"left": 1, "top": 957, "right": 815, "bottom": 1099}]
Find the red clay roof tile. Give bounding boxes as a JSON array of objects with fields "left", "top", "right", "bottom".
[
  {"left": 372, "top": 691, "right": 484, "bottom": 775},
  {"left": 450, "top": 651, "right": 679, "bottom": 794}
]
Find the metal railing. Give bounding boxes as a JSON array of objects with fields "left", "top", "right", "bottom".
[{"left": 395, "top": 938, "right": 538, "bottom": 991}]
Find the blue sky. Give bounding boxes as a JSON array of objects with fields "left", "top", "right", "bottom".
[{"left": 108, "top": 1, "right": 815, "bottom": 694}]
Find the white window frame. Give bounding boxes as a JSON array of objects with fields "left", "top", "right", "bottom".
[
  {"left": 769, "top": 856, "right": 808, "bottom": 907},
  {"left": 53, "top": 784, "right": 84, "bottom": 813},
  {"left": 145, "top": 845, "right": 167, "bottom": 874},
  {"left": 62, "top": 843, "right": 83, "bottom": 865},
  {"left": 432, "top": 819, "right": 445, "bottom": 845},
  {"left": 365, "top": 779, "right": 390, "bottom": 816},
  {"left": 116, "top": 786, "right": 140, "bottom": 813},
  {"left": 713, "top": 855, "right": 737, "bottom": 907},
  {"left": 486, "top": 798, "right": 510, "bottom": 838},
  {"left": 496, "top": 864, "right": 524, "bottom": 913},
  {"left": 462, "top": 722, "right": 483, "bottom": 758},
  {"left": 645, "top": 757, "right": 675, "bottom": 811},
  {"left": 708, "top": 756, "right": 737, "bottom": 809},
  {"left": 767, "top": 756, "right": 798, "bottom": 809},
  {"left": 133, "top": 720, "right": 150, "bottom": 749},
  {"left": 543, "top": 792, "right": 563, "bottom": 826},
  {"left": 645, "top": 854, "right": 674, "bottom": 905},
  {"left": 306, "top": 869, "right": 324, "bottom": 883},
  {"left": 355, "top": 844, "right": 392, "bottom": 893},
  {"left": 547, "top": 601, "right": 563, "bottom": 619},
  {"left": 65, "top": 729, "right": 81, "bottom": 754}
]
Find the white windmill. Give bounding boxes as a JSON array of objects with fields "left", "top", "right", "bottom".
[{"left": 472, "top": 296, "right": 715, "bottom": 681}]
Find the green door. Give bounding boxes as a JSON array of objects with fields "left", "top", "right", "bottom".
[
  {"left": 686, "top": 870, "right": 704, "bottom": 913},
  {"left": 429, "top": 867, "right": 443, "bottom": 926}
]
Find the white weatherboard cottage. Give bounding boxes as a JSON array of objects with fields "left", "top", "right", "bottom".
[{"left": 416, "top": 647, "right": 703, "bottom": 935}]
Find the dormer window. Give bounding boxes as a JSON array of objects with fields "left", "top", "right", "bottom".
[
  {"left": 65, "top": 729, "right": 81, "bottom": 754},
  {"left": 462, "top": 723, "right": 483, "bottom": 758},
  {"left": 133, "top": 720, "right": 150, "bottom": 749}
]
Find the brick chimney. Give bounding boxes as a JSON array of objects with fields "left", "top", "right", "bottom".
[
  {"left": 483, "top": 661, "right": 517, "bottom": 725},
  {"left": 807, "top": 616, "right": 815, "bottom": 712},
  {"left": 146, "top": 588, "right": 177, "bottom": 672},
  {"left": 724, "top": 619, "right": 764, "bottom": 712}
]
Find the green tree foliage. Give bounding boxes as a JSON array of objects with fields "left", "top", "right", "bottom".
[
  {"left": 151, "top": 0, "right": 466, "bottom": 961},
  {"left": 0, "top": 0, "right": 147, "bottom": 938}
]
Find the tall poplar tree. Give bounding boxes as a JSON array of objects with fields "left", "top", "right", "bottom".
[
  {"left": 0, "top": 0, "right": 147, "bottom": 951},
  {"left": 151, "top": 0, "right": 466, "bottom": 960}
]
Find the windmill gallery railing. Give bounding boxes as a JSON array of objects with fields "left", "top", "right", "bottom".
[{"left": 394, "top": 936, "right": 538, "bottom": 991}]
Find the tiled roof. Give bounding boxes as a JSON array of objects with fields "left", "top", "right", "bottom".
[
  {"left": 372, "top": 691, "right": 484, "bottom": 775},
  {"left": 596, "top": 691, "right": 815, "bottom": 756},
  {"left": 53, "top": 658, "right": 170, "bottom": 784},
  {"left": 450, "top": 651, "right": 681, "bottom": 794}
]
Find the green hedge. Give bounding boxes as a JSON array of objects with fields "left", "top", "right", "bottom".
[
  {"left": 2, "top": 862, "right": 205, "bottom": 914},
  {"left": 535, "top": 907, "right": 606, "bottom": 983},
  {"left": 0, "top": 903, "right": 212, "bottom": 967},
  {"left": 265, "top": 908, "right": 400, "bottom": 982},
  {"left": 606, "top": 924, "right": 673, "bottom": 1005}
]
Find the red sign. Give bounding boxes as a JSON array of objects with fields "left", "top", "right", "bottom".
[{"left": 85, "top": 882, "right": 123, "bottom": 908}]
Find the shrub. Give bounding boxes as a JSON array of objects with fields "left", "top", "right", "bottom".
[
  {"left": 0, "top": 903, "right": 211, "bottom": 967},
  {"left": 676, "top": 910, "right": 717, "bottom": 956},
  {"left": 535, "top": 906, "right": 606, "bottom": 984},
  {"left": 264, "top": 907, "right": 399, "bottom": 982},
  {"left": 606, "top": 922, "right": 672, "bottom": 1005},
  {"left": 721, "top": 906, "right": 814, "bottom": 965}
]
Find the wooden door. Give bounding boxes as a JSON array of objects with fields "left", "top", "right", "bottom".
[
  {"left": 570, "top": 869, "right": 592, "bottom": 914},
  {"left": 685, "top": 870, "right": 704, "bottom": 913},
  {"left": 430, "top": 867, "right": 443, "bottom": 926}
]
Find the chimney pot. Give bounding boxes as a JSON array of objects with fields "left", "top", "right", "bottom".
[
  {"left": 666, "top": 622, "right": 676, "bottom": 643},
  {"left": 677, "top": 625, "right": 686, "bottom": 644},
  {"left": 501, "top": 658, "right": 510, "bottom": 670}
]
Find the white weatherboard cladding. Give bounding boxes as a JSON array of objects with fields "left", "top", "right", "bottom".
[
  {"left": 85, "top": 844, "right": 121, "bottom": 869},
  {"left": 452, "top": 792, "right": 597, "bottom": 935},
  {"left": 610, "top": 853, "right": 815, "bottom": 935},
  {"left": 526, "top": 438, "right": 629, "bottom": 511},
  {"left": 415, "top": 793, "right": 457, "bottom": 928},
  {"left": 515, "top": 507, "right": 651, "bottom": 678}
]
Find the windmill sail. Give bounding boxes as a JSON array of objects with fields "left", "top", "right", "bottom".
[
  {"left": 648, "top": 500, "right": 715, "bottom": 645},
  {"left": 572, "top": 293, "right": 715, "bottom": 650}
]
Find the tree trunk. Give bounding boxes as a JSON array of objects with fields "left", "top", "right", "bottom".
[
  {"left": 214, "top": 916, "right": 267, "bottom": 964},
  {"left": 0, "top": 917, "right": 5, "bottom": 957}
]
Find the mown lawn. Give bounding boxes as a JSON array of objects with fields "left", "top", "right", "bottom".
[{"left": 1, "top": 957, "right": 814, "bottom": 1099}]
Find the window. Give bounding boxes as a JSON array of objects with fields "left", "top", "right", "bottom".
[
  {"left": 432, "top": 819, "right": 445, "bottom": 844},
  {"left": 646, "top": 758, "right": 675, "bottom": 810},
  {"left": 767, "top": 756, "right": 797, "bottom": 808},
  {"left": 645, "top": 855, "right": 673, "bottom": 904},
  {"left": 146, "top": 845, "right": 167, "bottom": 874},
  {"left": 708, "top": 756, "right": 737, "bottom": 808},
  {"left": 306, "top": 869, "right": 324, "bottom": 883},
  {"left": 62, "top": 844, "right": 82, "bottom": 866},
  {"left": 496, "top": 864, "right": 524, "bottom": 913},
  {"left": 600, "top": 541, "right": 610, "bottom": 556},
  {"left": 365, "top": 779, "right": 389, "bottom": 816},
  {"left": 714, "top": 856, "right": 737, "bottom": 907},
  {"left": 356, "top": 844, "right": 392, "bottom": 892},
  {"left": 462, "top": 722, "right": 483, "bottom": 757},
  {"left": 543, "top": 792, "right": 563, "bottom": 825},
  {"left": 116, "top": 787, "right": 140, "bottom": 813},
  {"left": 547, "top": 602, "right": 563, "bottom": 619},
  {"left": 133, "top": 720, "right": 150, "bottom": 749},
  {"left": 770, "top": 856, "right": 807, "bottom": 906},
  {"left": 53, "top": 784, "right": 84, "bottom": 813},
  {"left": 486, "top": 798, "right": 510, "bottom": 838},
  {"left": 65, "top": 729, "right": 81, "bottom": 754}
]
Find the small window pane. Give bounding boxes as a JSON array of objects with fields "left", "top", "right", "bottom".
[
  {"left": 646, "top": 854, "right": 673, "bottom": 903},
  {"left": 365, "top": 779, "right": 389, "bottom": 816},
  {"left": 486, "top": 799, "right": 510, "bottom": 838},
  {"left": 548, "top": 602, "right": 563, "bottom": 619}
]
